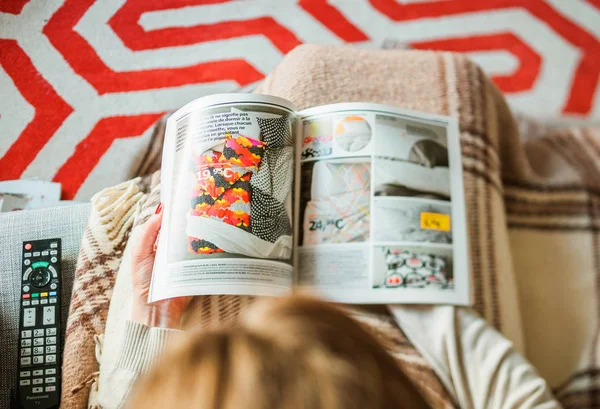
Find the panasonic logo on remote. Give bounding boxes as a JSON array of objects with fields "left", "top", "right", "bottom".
[{"left": 26, "top": 394, "right": 49, "bottom": 400}]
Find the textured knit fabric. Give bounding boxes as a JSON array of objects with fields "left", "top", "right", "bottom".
[
  {"left": 188, "top": 135, "right": 264, "bottom": 254},
  {"left": 97, "top": 324, "right": 178, "bottom": 409},
  {"left": 248, "top": 115, "right": 294, "bottom": 243},
  {"left": 250, "top": 117, "right": 293, "bottom": 191},
  {"left": 0, "top": 203, "right": 90, "bottom": 409},
  {"left": 256, "top": 116, "right": 293, "bottom": 148},
  {"left": 250, "top": 188, "right": 292, "bottom": 243},
  {"left": 60, "top": 173, "right": 160, "bottom": 409},
  {"left": 506, "top": 120, "right": 600, "bottom": 406},
  {"left": 95, "top": 189, "right": 166, "bottom": 409},
  {"left": 249, "top": 149, "right": 293, "bottom": 204}
]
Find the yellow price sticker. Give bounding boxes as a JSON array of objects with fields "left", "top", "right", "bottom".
[{"left": 420, "top": 212, "right": 451, "bottom": 232}]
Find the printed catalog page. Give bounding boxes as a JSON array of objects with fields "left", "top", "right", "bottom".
[
  {"left": 296, "top": 103, "right": 470, "bottom": 305},
  {"left": 150, "top": 94, "right": 297, "bottom": 302}
]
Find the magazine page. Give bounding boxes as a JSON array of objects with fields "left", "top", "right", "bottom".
[
  {"left": 295, "top": 103, "right": 470, "bottom": 305},
  {"left": 150, "top": 94, "right": 298, "bottom": 302}
]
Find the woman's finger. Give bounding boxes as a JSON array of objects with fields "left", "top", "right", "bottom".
[
  {"left": 134, "top": 204, "right": 164, "bottom": 258},
  {"left": 153, "top": 230, "right": 161, "bottom": 253}
]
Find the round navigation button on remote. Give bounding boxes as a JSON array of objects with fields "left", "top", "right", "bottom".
[
  {"left": 50, "top": 283, "right": 57, "bottom": 290},
  {"left": 24, "top": 259, "right": 30, "bottom": 266},
  {"left": 30, "top": 269, "right": 51, "bottom": 288},
  {"left": 51, "top": 257, "right": 57, "bottom": 263},
  {"left": 24, "top": 243, "right": 32, "bottom": 250},
  {"left": 23, "top": 285, "right": 30, "bottom": 292}
]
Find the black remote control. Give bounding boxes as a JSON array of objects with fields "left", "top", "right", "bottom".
[{"left": 13, "top": 239, "right": 61, "bottom": 409}]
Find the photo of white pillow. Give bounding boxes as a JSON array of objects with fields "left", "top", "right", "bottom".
[{"left": 334, "top": 115, "right": 372, "bottom": 152}]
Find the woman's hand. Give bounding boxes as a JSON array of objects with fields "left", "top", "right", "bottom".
[{"left": 131, "top": 203, "right": 193, "bottom": 328}]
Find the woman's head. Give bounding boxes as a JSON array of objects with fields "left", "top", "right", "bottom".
[{"left": 127, "top": 296, "right": 431, "bottom": 409}]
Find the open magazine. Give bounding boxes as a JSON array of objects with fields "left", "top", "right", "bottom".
[{"left": 151, "top": 94, "right": 470, "bottom": 305}]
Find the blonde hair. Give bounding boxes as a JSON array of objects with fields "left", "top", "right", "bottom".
[{"left": 127, "top": 297, "right": 431, "bottom": 409}]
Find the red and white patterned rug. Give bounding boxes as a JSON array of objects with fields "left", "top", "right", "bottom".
[{"left": 1, "top": 0, "right": 599, "bottom": 200}]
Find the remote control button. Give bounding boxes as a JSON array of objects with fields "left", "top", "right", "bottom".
[
  {"left": 46, "top": 327, "right": 57, "bottom": 336},
  {"left": 46, "top": 345, "right": 57, "bottom": 353},
  {"left": 24, "top": 259, "right": 31, "bottom": 266},
  {"left": 50, "top": 242, "right": 58, "bottom": 248},
  {"left": 51, "top": 257, "right": 58, "bottom": 263},
  {"left": 22, "top": 294, "right": 30, "bottom": 299},
  {"left": 25, "top": 243, "right": 32, "bottom": 250},
  {"left": 33, "top": 252, "right": 40, "bottom": 257},
  {"left": 32, "top": 387, "right": 43, "bottom": 393},
  {"left": 45, "top": 377, "right": 56, "bottom": 384},
  {"left": 21, "top": 348, "right": 31, "bottom": 356},
  {"left": 49, "top": 266, "right": 58, "bottom": 278},
  {"left": 33, "top": 347, "right": 44, "bottom": 355},
  {"left": 33, "top": 370, "right": 43, "bottom": 376},
  {"left": 31, "top": 269, "right": 51, "bottom": 288},
  {"left": 45, "top": 386, "right": 56, "bottom": 392},
  {"left": 23, "top": 285, "right": 30, "bottom": 292},
  {"left": 21, "top": 339, "right": 32, "bottom": 347},
  {"left": 24, "top": 252, "right": 32, "bottom": 258},
  {"left": 20, "top": 379, "right": 30, "bottom": 386},
  {"left": 50, "top": 250, "right": 57, "bottom": 255},
  {"left": 22, "top": 267, "right": 32, "bottom": 281},
  {"left": 31, "top": 300, "right": 39, "bottom": 305},
  {"left": 33, "top": 338, "right": 44, "bottom": 346},
  {"left": 20, "top": 370, "right": 30, "bottom": 377},
  {"left": 21, "top": 330, "right": 31, "bottom": 338},
  {"left": 42, "top": 250, "right": 49, "bottom": 256},
  {"left": 43, "top": 306, "right": 55, "bottom": 325},
  {"left": 33, "top": 378, "right": 43, "bottom": 385},
  {"left": 49, "top": 291, "right": 57, "bottom": 296},
  {"left": 34, "top": 329, "right": 44, "bottom": 337},
  {"left": 23, "top": 308, "right": 36, "bottom": 327},
  {"left": 46, "top": 355, "right": 56, "bottom": 363},
  {"left": 32, "top": 261, "right": 49, "bottom": 269},
  {"left": 46, "top": 336, "right": 57, "bottom": 345},
  {"left": 20, "top": 357, "right": 31, "bottom": 365},
  {"left": 41, "top": 299, "right": 48, "bottom": 305},
  {"left": 32, "top": 293, "right": 39, "bottom": 298},
  {"left": 23, "top": 301, "right": 30, "bottom": 306},
  {"left": 32, "top": 356, "right": 44, "bottom": 364},
  {"left": 49, "top": 298, "right": 57, "bottom": 304},
  {"left": 45, "top": 368, "right": 56, "bottom": 375},
  {"left": 41, "top": 292, "right": 48, "bottom": 297},
  {"left": 50, "top": 284, "right": 57, "bottom": 290}
]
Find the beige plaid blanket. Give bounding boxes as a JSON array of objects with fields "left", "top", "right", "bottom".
[{"left": 61, "top": 45, "right": 599, "bottom": 408}]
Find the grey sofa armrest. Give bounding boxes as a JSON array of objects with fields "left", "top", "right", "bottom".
[{"left": 0, "top": 203, "right": 91, "bottom": 409}]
